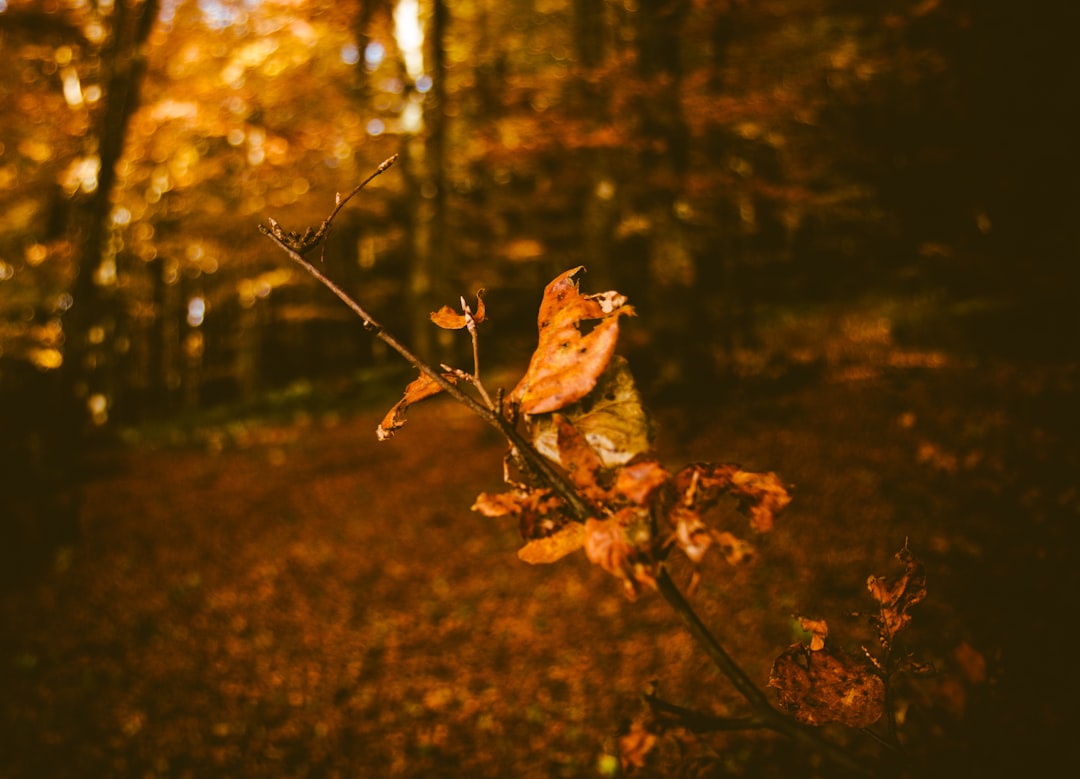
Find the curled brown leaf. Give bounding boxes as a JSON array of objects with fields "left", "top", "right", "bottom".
[
  {"left": 376, "top": 371, "right": 456, "bottom": 440},
  {"left": 509, "top": 266, "right": 634, "bottom": 415},
  {"left": 867, "top": 542, "right": 926, "bottom": 645},
  {"left": 429, "top": 291, "right": 486, "bottom": 330}
]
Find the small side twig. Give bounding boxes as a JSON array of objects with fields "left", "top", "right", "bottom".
[
  {"left": 258, "top": 154, "right": 399, "bottom": 257},
  {"left": 643, "top": 691, "right": 768, "bottom": 733}
]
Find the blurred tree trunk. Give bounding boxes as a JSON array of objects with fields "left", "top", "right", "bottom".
[
  {"left": 573, "top": 0, "right": 618, "bottom": 290},
  {"left": 405, "top": 0, "right": 449, "bottom": 362},
  {"left": 632, "top": 0, "right": 712, "bottom": 391},
  {"left": 52, "top": 0, "right": 159, "bottom": 542}
]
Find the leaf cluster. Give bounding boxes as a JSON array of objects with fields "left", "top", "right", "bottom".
[{"left": 379, "top": 265, "right": 791, "bottom": 600}]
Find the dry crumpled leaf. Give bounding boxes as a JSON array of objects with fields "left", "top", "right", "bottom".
[
  {"left": 584, "top": 510, "right": 658, "bottom": 600},
  {"left": 509, "top": 266, "right": 634, "bottom": 415},
  {"left": 473, "top": 482, "right": 591, "bottom": 565},
  {"left": 769, "top": 643, "right": 886, "bottom": 728},
  {"left": 797, "top": 616, "right": 830, "bottom": 652},
  {"left": 867, "top": 541, "right": 926, "bottom": 645},
  {"left": 674, "top": 463, "right": 791, "bottom": 533},
  {"left": 517, "top": 522, "right": 588, "bottom": 564},
  {"left": 530, "top": 356, "right": 653, "bottom": 468},
  {"left": 430, "top": 291, "right": 485, "bottom": 330},
  {"left": 376, "top": 371, "right": 456, "bottom": 441}
]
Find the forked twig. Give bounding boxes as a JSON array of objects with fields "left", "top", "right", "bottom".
[{"left": 258, "top": 154, "right": 399, "bottom": 257}]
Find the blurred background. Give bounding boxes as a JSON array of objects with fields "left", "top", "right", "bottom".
[
  {"left": 1, "top": 1, "right": 1078, "bottom": 775},
  {"left": 2, "top": 0, "right": 1077, "bottom": 540}
]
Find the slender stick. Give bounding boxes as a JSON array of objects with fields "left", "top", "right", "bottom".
[
  {"left": 322, "top": 154, "right": 399, "bottom": 230},
  {"left": 261, "top": 233, "right": 593, "bottom": 523}
]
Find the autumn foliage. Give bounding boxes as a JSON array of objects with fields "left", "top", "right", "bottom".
[
  {"left": 259, "top": 187, "right": 939, "bottom": 774},
  {"left": 382, "top": 265, "right": 792, "bottom": 600}
]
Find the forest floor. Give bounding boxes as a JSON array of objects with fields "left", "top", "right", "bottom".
[{"left": 1, "top": 305, "right": 1077, "bottom": 779}]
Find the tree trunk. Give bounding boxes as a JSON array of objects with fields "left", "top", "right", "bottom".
[{"left": 48, "top": 0, "right": 159, "bottom": 551}]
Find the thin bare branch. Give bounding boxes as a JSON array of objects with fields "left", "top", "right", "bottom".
[{"left": 260, "top": 220, "right": 592, "bottom": 524}]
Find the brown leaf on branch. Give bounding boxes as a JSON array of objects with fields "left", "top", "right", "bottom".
[
  {"left": 554, "top": 414, "right": 608, "bottom": 500},
  {"left": 376, "top": 371, "right": 457, "bottom": 441},
  {"left": 674, "top": 463, "right": 791, "bottom": 532},
  {"left": 614, "top": 459, "right": 671, "bottom": 505},
  {"left": 867, "top": 542, "right": 927, "bottom": 646},
  {"left": 509, "top": 266, "right": 634, "bottom": 415},
  {"left": 530, "top": 356, "right": 653, "bottom": 468},
  {"left": 728, "top": 470, "right": 792, "bottom": 532},
  {"left": 769, "top": 644, "right": 885, "bottom": 728},
  {"left": 429, "top": 291, "right": 486, "bottom": 330},
  {"left": 584, "top": 510, "right": 659, "bottom": 599},
  {"left": 517, "top": 522, "right": 588, "bottom": 564},
  {"left": 797, "top": 616, "right": 830, "bottom": 652}
]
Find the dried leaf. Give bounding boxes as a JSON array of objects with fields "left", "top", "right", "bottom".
[
  {"left": 614, "top": 459, "right": 671, "bottom": 505},
  {"left": 797, "top": 616, "right": 829, "bottom": 652},
  {"left": 430, "top": 291, "right": 486, "bottom": 330},
  {"left": 711, "top": 530, "right": 755, "bottom": 566},
  {"left": 517, "top": 522, "right": 587, "bottom": 564},
  {"left": 867, "top": 542, "right": 926, "bottom": 645},
  {"left": 670, "top": 505, "right": 716, "bottom": 564},
  {"left": 509, "top": 266, "right": 634, "bottom": 415},
  {"left": 531, "top": 356, "right": 653, "bottom": 468},
  {"left": 376, "top": 371, "right": 455, "bottom": 440},
  {"left": 554, "top": 414, "right": 607, "bottom": 499},
  {"left": 584, "top": 510, "right": 658, "bottom": 599},
  {"left": 728, "top": 470, "right": 792, "bottom": 532},
  {"left": 675, "top": 463, "right": 791, "bottom": 533},
  {"left": 472, "top": 487, "right": 569, "bottom": 542},
  {"left": 769, "top": 645, "right": 885, "bottom": 728}
]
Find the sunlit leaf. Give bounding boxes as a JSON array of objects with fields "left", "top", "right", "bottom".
[
  {"left": 797, "top": 616, "right": 829, "bottom": 652},
  {"left": 517, "top": 522, "right": 587, "bottom": 564},
  {"left": 509, "top": 267, "right": 634, "bottom": 415},
  {"left": 614, "top": 459, "right": 671, "bottom": 506},
  {"left": 554, "top": 414, "right": 607, "bottom": 499},
  {"left": 429, "top": 291, "right": 486, "bottom": 330},
  {"left": 376, "top": 371, "right": 455, "bottom": 441},
  {"left": 584, "top": 510, "right": 658, "bottom": 600},
  {"left": 531, "top": 356, "right": 653, "bottom": 468},
  {"left": 867, "top": 542, "right": 926, "bottom": 645}
]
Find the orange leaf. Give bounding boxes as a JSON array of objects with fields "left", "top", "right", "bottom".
[
  {"left": 376, "top": 371, "right": 455, "bottom": 440},
  {"left": 729, "top": 470, "right": 791, "bottom": 532},
  {"left": 472, "top": 487, "right": 568, "bottom": 541},
  {"left": 797, "top": 616, "right": 829, "bottom": 652},
  {"left": 509, "top": 266, "right": 633, "bottom": 415},
  {"left": 614, "top": 459, "right": 671, "bottom": 505},
  {"left": 517, "top": 522, "right": 587, "bottom": 564},
  {"left": 867, "top": 542, "right": 926, "bottom": 644},
  {"left": 554, "top": 415, "right": 607, "bottom": 498},
  {"left": 584, "top": 511, "right": 658, "bottom": 599},
  {"left": 430, "top": 291, "right": 486, "bottom": 330}
]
